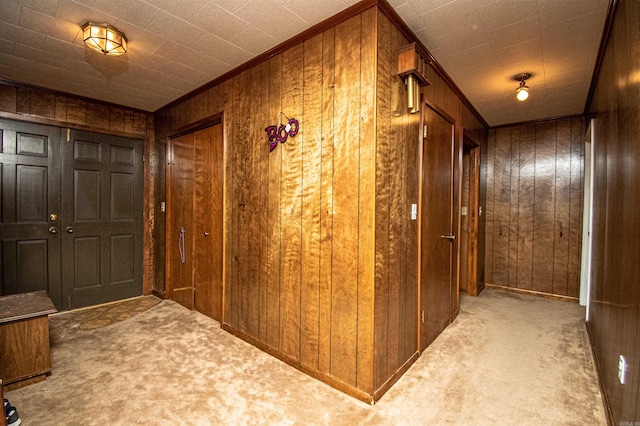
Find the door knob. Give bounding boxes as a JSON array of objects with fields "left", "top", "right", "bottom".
[
  {"left": 49, "top": 213, "right": 58, "bottom": 221},
  {"left": 65, "top": 226, "right": 74, "bottom": 233},
  {"left": 440, "top": 234, "right": 456, "bottom": 241},
  {"left": 48, "top": 226, "right": 58, "bottom": 234}
]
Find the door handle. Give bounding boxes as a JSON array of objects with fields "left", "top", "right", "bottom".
[
  {"left": 48, "top": 226, "right": 58, "bottom": 234},
  {"left": 65, "top": 226, "right": 74, "bottom": 233},
  {"left": 440, "top": 234, "right": 456, "bottom": 241}
]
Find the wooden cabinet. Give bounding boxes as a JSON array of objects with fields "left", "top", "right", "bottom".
[{"left": 0, "top": 291, "right": 56, "bottom": 391}]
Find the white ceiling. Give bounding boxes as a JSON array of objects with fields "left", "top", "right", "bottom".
[{"left": 0, "top": 0, "right": 610, "bottom": 126}]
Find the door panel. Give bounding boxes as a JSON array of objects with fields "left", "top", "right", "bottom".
[
  {"left": 167, "top": 123, "right": 223, "bottom": 320},
  {"left": 420, "top": 106, "right": 455, "bottom": 351},
  {"left": 0, "top": 120, "right": 62, "bottom": 307},
  {"left": 61, "top": 129, "right": 143, "bottom": 309}
]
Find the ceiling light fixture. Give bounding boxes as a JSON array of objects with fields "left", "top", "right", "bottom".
[
  {"left": 82, "top": 22, "right": 127, "bottom": 56},
  {"left": 515, "top": 73, "right": 531, "bottom": 101}
]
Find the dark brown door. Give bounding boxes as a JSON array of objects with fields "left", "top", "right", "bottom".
[
  {"left": 167, "top": 123, "right": 223, "bottom": 321},
  {"left": 60, "top": 129, "right": 143, "bottom": 310},
  {"left": 420, "top": 105, "right": 455, "bottom": 351},
  {"left": 0, "top": 120, "right": 62, "bottom": 307}
]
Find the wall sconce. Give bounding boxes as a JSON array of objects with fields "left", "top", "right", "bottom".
[
  {"left": 515, "top": 73, "right": 531, "bottom": 101},
  {"left": 82, "top": 22, "right": 128, "bottom": 56},
  {"left": 398, "top": 43, "right": 430, "bottom": 114}
]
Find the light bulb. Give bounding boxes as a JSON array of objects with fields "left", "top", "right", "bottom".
[{"left": 516, "top": 86, "right": 529, "bottom": 101}]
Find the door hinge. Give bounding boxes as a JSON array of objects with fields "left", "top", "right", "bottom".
[
  {"left": 67, "top": 295, "right": 72, "bottom": 310},
  {"left": 423, "top": 125, "right": 428, "bottom": 139},
  {"left": 421, "top": 310, "right": 425, "bottom": 324},
  {"left": 142, "top": 154, "right": 145, "bottom": 163},
  {"left": 66, "top": 128, "right": 71, "bottom": 143}
]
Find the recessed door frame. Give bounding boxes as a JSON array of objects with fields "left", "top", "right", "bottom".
[
  {"left": 462, "top": 130, "right": 482, "bottom": 296},
  {"left": 165, "top": 113, "right": 225, "bottom": 321}
]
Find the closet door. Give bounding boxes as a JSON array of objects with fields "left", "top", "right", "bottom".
[{"left": 167, "top": 123, "right": 223, "bottom": 320}]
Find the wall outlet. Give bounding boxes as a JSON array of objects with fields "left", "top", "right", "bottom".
[
  {"left": 618, "top": 355, "right": 627, "bottom": 384},
  {"left": 461, "top": 206, "right": 468, "bottom": 216}
]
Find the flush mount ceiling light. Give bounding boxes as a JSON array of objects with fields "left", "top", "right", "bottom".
[
  {"left": 515, "top": 73, "right": 531, "bottom": 101},
  {"left": 82, "top": 22, "right": 127, "bottom": 56}
]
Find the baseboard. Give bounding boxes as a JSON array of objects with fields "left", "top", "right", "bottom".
[
  {"left": 373, "top": 351, "right": 420, "bottom": 402},
  {"left": 151, "top": 289, "right": 165, "bottom": 299},
  {"left": 222, "top": 323, "right": 374, "bottom": 405},
  {"left": 585, "top": 321, "right": 614, "bottom": 426},
  {"left": 485, "top": 283, "right": 578, "bottom": 302}
]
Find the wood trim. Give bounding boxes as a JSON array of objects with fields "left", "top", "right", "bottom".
[
  {"left": 584, "top": 0, "right": 619, "bottom": 116},
  {"left": 222, "top": 323, "right": 375, "bottom": 404},
  {"left": 585, "top": 321, "right": 614, "bottom": 426},
  {"left": 376, "top": 0, "right": 488, "bottom": 129},
  {"left": 372, "top": 351, "right": 419, "bottom": 402},
  {"left": 167, "top": 113, "right": 223, "bottom": 139},
  {"left": 425, "top": 99, "right": 456, "bottom": 125},
  {"left": 485, "top": 283, "right": 579, "bottom": 302},
  {"left": 151, "top": 289, "right": 165, "bottom": 299},
  {"left": 0, "top": 111, "right": 146, "bottom": 139},
  {"left": 0, "top": 78, "right": 150, "bottom": 114},
  {"left": 158, "top": 0, "right": 378, "bottom": 113}
]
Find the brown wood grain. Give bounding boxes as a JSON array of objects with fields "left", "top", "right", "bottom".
[
  {"left": 258, "top": 61, "right": 271, "bottom": 343},
  {"left": 279, "top": 43, "right": 303, "bottom": 359},
  {"left": 492, "top": 127, "right": 511, "bottom": 286},
  {"left": 331, "top": 14, "right": 361, "bottom": 387},
  {"left": 508, "top": 127, "right": 520, "bottom": 287},
  {"left": 516, "top": 124, "right": 536, "bottom": 290},
  {"left": 532, "top": 122, "right": 556, "bottom": 294},
  {"left": 567, "top": 118, "right": 583, "bottom": 298},
  {"left": 265, "top": 55, "right": 282, "bottom": 350},
  {"left": 318, "top": 27, "right": 335, "bottom": 375},
  {"left": 552, "top": 119, "right": 571, "bottom": 296},
  {"left": 484, "top": 130, "right": 495, "bottom": 283},
  {"left": 300, "top": 33, "right": 323, "bottom": 369},
  {"left": 356, "top": 6, "right": 376, "bottom": 394},
  {"left": 373, "top": 9, "right": 392, "bottom": 390}
]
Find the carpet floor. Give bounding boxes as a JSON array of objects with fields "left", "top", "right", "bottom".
[{"left": 6, "top": 289, "right": 606, "bottom": 425}]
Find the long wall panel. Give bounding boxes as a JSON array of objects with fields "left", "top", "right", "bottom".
[
  {"left": 483, "top": 118, "right": 584, "bottom": 298},
  {"left": 587, "top": 0, "right": 640, "bottom": 422}
]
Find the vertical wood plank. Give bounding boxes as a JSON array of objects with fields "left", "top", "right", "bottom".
[
  {"left": 279, "top": 44, "right": 303, "bottom": 359},
  {"left": 258, "top": 61, "right": 271, "bottom": 343},
  {"left": 567, "top": 118, "right": 583, "bottom": 297},
  {"left": 54, "top": 96, "right": 67, "bottom": 122},
  {"left": 86, "top": 102, "right": 110, "bottom": 130},
  {"left": 484, "top": 130, "right": 495, "bottom": 283},
  {"left": 357, "top": 6, "right": 376, "bottom": 394},
  {"left": 246, "top": 64, "right": 263, "bottom": 339},
  {"left": 16, "top": 88, "right": 30, "bottom": 114},
  {"left": 331, "top": 14, "right": 361, "bottom": 387},
  {"left": 318, "top": 27, "right": 335, "bottom": 374},
  {"left": 300, "top": 33, "right": 323, "bottom": 369},
  {"left": 552, "top": 119, "right": 572, "bottom": 296},
  {"left": 66, "top": 98, "right": 86, "bottom": 125},
  {"left": 492, "top": 127, "right": 511, "bottom": 286},
  {"left": 508, "top": 127, "right": 520, "bottom": 287},
  {"left": 30, "top": 92, "right": 55, "bottom": 119},
  {"left": 220, "top": 78, "right": 235, "bottom": 327},
  {"left": 0, "top": 85, "right": 17, "bottom": 113},
  {"left": 532, "top": 122, "right": 556, "bottom": 293},
  {"left": 266, "top": 55, "right": 282, "bottom": 350},
  {"left": 373, "top": 10, "right": 391, "bottom": 390},
  {"left": 109, "top": 107, "right": 125, "bottom": 133},
  {"left": 517, "top": 124, "right": 536, "bottom": 290}
]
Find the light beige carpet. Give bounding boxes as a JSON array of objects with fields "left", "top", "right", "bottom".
[{"left": 6, "top": 289, "right": 606, "bottom": 425}]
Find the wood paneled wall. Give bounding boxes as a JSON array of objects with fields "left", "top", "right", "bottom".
[
  {"left": 155, "top": 4, "right": 487, "bottom": 402},
  {"left": 483, "top": 118, "right": 584, "bottom": 298},
  {"left": 0, "top": 82, "right": 156, "bottom": 296},
  {"left": 587, "top": 0, "right": 640, "bottom": 423},
  {"left": 373, "top": 12, "right": 419, "bottom": 393}
]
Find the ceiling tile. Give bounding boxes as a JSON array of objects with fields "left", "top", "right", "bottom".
[
  {"left": 229, "top": 27, "right": 277, "bottom": 55},
  {"left": 54, "top": 0, "right": 117, "bottom": 27},
  {"left": 145, "top": 11, "right": 204, "bottom": 46},
  {"left": 235, "top": 0, "right": 300, "bottom": 36},
  {"left": 0, "top": 2, "right": 22, "bottom": 25},
  {"left": 407, "top": 0, "right": 455, "bottom": 15},
  {"left": 486, "top": 16, "right": 540, "bottom": 50},
  {"left": 284, "top": 0, "right": 349, "bottom": 24},
  {"left": 13, "top": 42, "right": 65, "bottom": 67},
  {"left": 188, "top": 2, "right": 250, "bottom": 39},
  {"left": 17, "top": 0, "right": 60, "bottom": 17},
  {"left": 91, "top": 0, "right": 160, "bottom": 28},
  {"left": 141, "top": 0, "right": 209, "bottom": 21},
  {"left": 214, "top": 0, "right": 252, "bottom": 14},
  {"left": 476, "top": 0, "right": 538, "bottom": 30},
  {"left": 0, "top": 23, "right": 46, "bottom": 48},
  {"left": 192, "top": 33, "right": 253, "bottom": 67}
]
